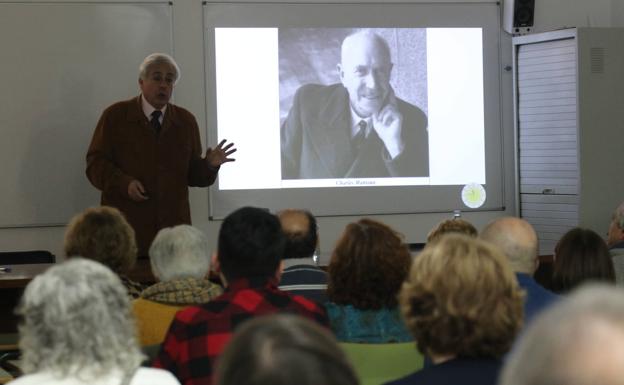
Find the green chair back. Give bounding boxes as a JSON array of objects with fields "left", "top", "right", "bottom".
[{"left": 340, "top": 342, "right": 423, "bottom": 385}]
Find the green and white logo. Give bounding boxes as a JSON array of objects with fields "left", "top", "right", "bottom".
[{"left": 461, "top": 183, "right": 486, "bottom": 209}]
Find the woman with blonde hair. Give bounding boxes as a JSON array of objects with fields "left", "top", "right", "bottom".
[
  {"left": 64, "top": 206, "right": 143, "bottom": 298},
  {"left": 426, "top": 218, "right": 477, "bottom": 244},
  {"left": 385, "top": 234, "right": 524, "bottom": 385}
]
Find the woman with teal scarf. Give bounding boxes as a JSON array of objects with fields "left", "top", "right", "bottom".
[{"left": 325, "top": 219, "right": 412, "bottom": 343}]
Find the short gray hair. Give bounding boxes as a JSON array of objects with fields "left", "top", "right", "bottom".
[
  {"left": 149, "top": 224, "right": 211, "bottom": 282},
  {"left": 139, "top": 52, "right": 180, "bottom": 84},
  {"left": 17, "top": 258, "right": 143, "bottom": 379},
  {"left": 500, "top": 284, "right": 624, "bottom": 385}
]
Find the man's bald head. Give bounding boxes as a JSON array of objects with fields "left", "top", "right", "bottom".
[
  {"left": 340, "top": 30, "right": 392, "bottom": 65},
  {"left": 338, "top": 30, "right": 393, "bottom": 118},
  {"left": 279, "top": 209, "right": 311, "bottom": 235},
  {"left": 480, "top": 217, "right": 538, "bottom": 274},
  {"left": 278, "top": 209, "right": 318, "bottom": 260}
]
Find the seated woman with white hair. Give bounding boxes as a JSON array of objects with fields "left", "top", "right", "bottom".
[
  {"left": 9, "top": 258, "right": 180, "bottom": 385},
  {"left": 133, "top": 224, "right": 223, "bottom": 346}
]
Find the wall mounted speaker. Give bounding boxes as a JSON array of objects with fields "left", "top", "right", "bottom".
[{"left": 503, "top": 0, "right": 535, "bottom": 35}]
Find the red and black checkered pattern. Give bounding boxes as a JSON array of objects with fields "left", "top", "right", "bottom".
[{"left": 153, "top": 276, "right": 329, "bottom": 385}]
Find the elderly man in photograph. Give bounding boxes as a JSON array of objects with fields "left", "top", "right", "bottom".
[
  {"left": 281, "top": 30, "right": 429, "bottom": 179},
  {"left": 86, "top": 53, "right": 236, "bottom": 257}
]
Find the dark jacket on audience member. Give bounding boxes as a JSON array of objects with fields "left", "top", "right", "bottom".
[
  {"left": 384, "top": 357, "right": 502, "bottom": 385},
  {"left": 516, "top": 272, "right": 559, "bottom": 325}
]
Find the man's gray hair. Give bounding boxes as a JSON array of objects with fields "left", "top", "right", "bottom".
[
  {"left": 17, "top": 258, "right": 143, "bottom": 379},
  {"left": 139, "top": 52, "right": 180, "bottom": 83},
  {"left": 500, "top": 284, "right": 624, "bottom": 385},
  {"left": 149, "top": 224, "right": 211, "bottom": 282},
  {"left": 613, "top": 202, "right": 624, "bottom": 230}
]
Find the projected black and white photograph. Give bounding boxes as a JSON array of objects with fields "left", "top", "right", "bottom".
[
  {"left": 212, "top": 27, "right": 485, "bottom": 191},
  {"left": 279, "top": 28, "right": 429, "bottom": 180}
]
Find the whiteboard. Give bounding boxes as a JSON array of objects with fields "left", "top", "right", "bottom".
[{"left": 0, "top": 2, "right": 173, "bottom": 227}]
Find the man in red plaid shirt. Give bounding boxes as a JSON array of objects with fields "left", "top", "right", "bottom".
[{"left": 153, "top": 206, "right": 329, "bottom": 385}]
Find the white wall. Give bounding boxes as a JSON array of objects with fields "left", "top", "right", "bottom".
[
  {"left": 0, "top": 0, "right": 620, "bottom": 263},
  {"left": 533, "top": 0, "right": 614, "bottom": 33},
  {"left": 613, "top": 0, "right": 624, "bottom": 26}
]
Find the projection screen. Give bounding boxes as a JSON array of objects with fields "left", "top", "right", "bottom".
[{"left": 203, "top": 2, "right": 504, "bottom": 219}]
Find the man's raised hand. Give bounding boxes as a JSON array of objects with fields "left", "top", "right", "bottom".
[{"left": 205, "top": 139, "right": 237, "bottom": 168}]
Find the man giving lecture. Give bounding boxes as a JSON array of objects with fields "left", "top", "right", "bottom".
[{"left": 87, "top": 53, "right": 236, "bottom": 256}]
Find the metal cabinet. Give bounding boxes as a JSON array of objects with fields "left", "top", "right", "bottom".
[{"left": 513, "top": 28, "right": 624, "bottom": 255}]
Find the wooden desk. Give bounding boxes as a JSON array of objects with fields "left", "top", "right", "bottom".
[
  {"left": 0, "top": 259, "right": 156, "bottom": 289},
  {"left": 0, "top": 264, "right": 53, "bottom": 334},
  {"left": 0, "top": 264, "right": 53, "bottom": 289},
  {"left": 0, "top": 260, "right": 156, "bottom": 333}
]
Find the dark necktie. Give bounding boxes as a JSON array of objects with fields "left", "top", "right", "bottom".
[
  {"left": 352, "top": 120, "right": 367, "bottom": 152},
  {"left": 150, "top": 110, "right": 162, "bottom": 134}
]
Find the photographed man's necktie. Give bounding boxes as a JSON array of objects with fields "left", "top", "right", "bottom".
[{"left": 353, "top": 119, "right": 367, "bottom": 152}]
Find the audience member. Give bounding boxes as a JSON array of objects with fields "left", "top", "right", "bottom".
[
  {"left": 426, "top": 218, "right": 477, "bottom": 244},
  {"left": 326, "top": 218, "right": 412, "bottom": 343},
  {"left": 385, "top": 234, "right": 523, "bottom": 385},
  {"left": 480, "top": 217, "right": 558, "bottom": 324},
  {"left": 499, "top": 284, "right": 624, "bottom": 385},
  {"left": 607, "top": 201, "right": 624, "bottom": 284},
  {"left": 215, "top": 314, "right": 359, "bottom": 385},
  {"left": 9, "top": 258, "right": 179, "bottom": 385},
  {"left": 64, "top": 206, "right": 144, "bottom": 298},
  {"left": 549, "top": 227, "right": 615, "bottom": 294},
  {"left": 153, "top": 206, "right": 329, "bottom": 385},
  {"left": 277, "top": 209, "right": 327, "bottom": 303},
  {"left": 133, "top": 225, "right": 223, "bottom": 346}
]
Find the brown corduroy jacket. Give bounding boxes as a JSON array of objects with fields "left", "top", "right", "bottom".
[{"left": 86, "top": 96, "right": 217, "bottom": 255}]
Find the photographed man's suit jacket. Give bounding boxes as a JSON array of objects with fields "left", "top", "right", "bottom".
[{"left": 281, "top": 83, "right": 429, "bottom": 179}]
